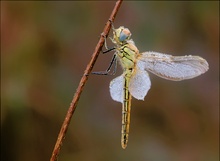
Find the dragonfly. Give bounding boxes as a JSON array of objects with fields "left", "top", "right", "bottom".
[{"left": 94, "top": 24, "right": 209, "bottom": 149}]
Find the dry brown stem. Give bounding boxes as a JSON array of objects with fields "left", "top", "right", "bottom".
[{"left": 50, "top": 1, "right": 123, "bottom": 160}]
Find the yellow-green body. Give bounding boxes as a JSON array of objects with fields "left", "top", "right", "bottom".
[{"left": 113, "top": 27, "right": 140, "bottom": 149}]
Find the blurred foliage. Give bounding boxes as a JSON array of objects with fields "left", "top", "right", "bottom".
[{"left": 1, "top": 1, "right": 219, "bottom": 161}]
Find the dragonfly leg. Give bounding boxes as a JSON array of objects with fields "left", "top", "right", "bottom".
[
  {"left": 92, "top": 54, "right": 117, "bottom": 75},
  {"left": 101, "top": 32, "right": 109, "bottom": 50},
  {"left": 108, "top": 19, "right": 115, "bottom": 30},
  {"left": 101, "top": 32, "right": 115, "bottom": 53},
  {"left": 102, "top": 47, "right": 115, "bottom": 54},
  {"left": 101, "top": 19, "right": 116, "bottom": 53}
]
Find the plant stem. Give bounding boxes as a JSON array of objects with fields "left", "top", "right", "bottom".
[{"left": 50, "top": 1, "right": 123, "bottom": 160}]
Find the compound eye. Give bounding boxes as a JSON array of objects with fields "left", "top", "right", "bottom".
[{"left": 119, "top": 28, "right": 131, "bottom": 42}]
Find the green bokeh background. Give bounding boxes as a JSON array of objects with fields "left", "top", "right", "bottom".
[{"left": 1, "top": 1, "right": 219, "bottom": 161}]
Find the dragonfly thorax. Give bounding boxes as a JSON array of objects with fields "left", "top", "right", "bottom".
[
  {"left": 112, "top": 27, "right": 140, "bottom": 70},
  {"left": 117, "top": 42, "right": 139, "bottom": 70}
]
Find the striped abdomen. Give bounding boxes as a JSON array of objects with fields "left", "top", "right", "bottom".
[{"left": 121, "top": 70, "right": 132, "bottom": 149}]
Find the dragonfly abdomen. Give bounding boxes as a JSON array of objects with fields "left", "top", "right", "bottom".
[{"left": 121, "top": 70, "right": 132, "bottom": 149}]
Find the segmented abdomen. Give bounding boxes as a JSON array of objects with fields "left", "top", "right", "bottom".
[{"left": 121, "top": 70, "right": 132, "bottom": 149}]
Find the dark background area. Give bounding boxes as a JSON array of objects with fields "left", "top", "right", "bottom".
[{"left": 1, "top": 1, "right": 219, "bottom": 161}]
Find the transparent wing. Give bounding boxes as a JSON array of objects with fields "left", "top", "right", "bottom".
[
  {"left": 109, "top": 75, "right": 124, "bottom": 103},
  {"left": 129, "top": 69, "right": 151, "bottom": 100},
  {"left": 137, "top": 51, "right": 209, "bottom": 81}
]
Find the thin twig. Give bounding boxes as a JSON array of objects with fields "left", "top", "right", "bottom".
[{"left": 50, "top": 1, "right": 123, "bottom": 161}]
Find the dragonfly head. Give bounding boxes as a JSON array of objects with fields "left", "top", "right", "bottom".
[{"left": 113, "top": 26, "right": 131, "bottom": 44}]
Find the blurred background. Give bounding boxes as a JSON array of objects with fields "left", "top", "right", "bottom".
[{"left": 1, "top": 1, "right": 219, "bottom": 161}]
